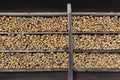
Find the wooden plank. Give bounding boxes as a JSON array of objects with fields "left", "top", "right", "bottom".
[
  {"left": 75, "top": 72, "right": 120, "bottom": 80},
  {"left": 0, "top": 72, "right": 68, "bottom": 80}
]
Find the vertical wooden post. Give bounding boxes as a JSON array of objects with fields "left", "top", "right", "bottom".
[{"left": 67, "top": 3, "right": 73, "bottom": 80}]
